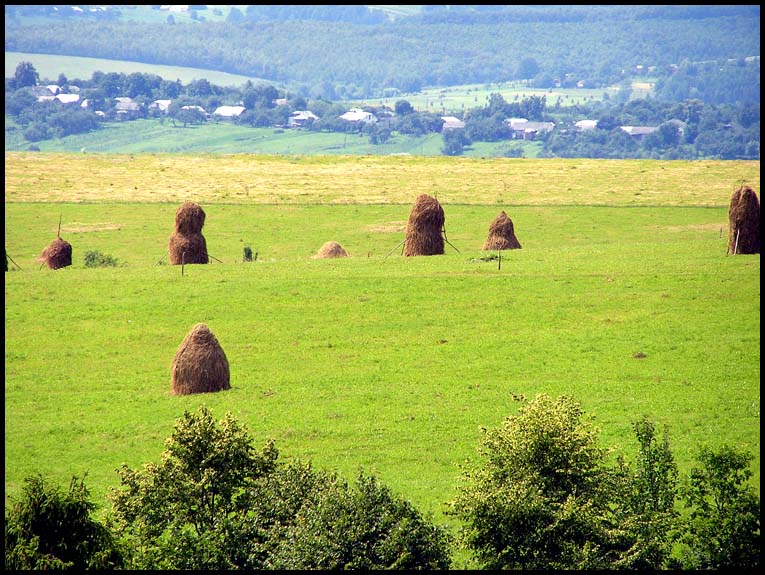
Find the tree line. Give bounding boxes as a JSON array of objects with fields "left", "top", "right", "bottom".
[
  {"left": 5, "top": 396, "right": 760, "bottom": 570},
  {"left": 4, "top": 6, "right": 759, "bottom": 102},
  {"left": 5, "top": 61, "right": 759, "bottom": 160}
]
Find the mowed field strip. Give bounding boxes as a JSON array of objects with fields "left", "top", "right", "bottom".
[
  {"left": 5, "top": 152, "right": 760, "bottom": 206},
  {"left": 4, "top": 153, "right": 760, "bottom": 539}
]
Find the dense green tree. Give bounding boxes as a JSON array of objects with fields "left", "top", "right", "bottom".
[
  {"left": 108, "top": 405, "right": 451, "bottom": 570},
  {"left": 5, "top": 474, "right": 124, "bottom": 570},
  {"left": 441, "top": 128, "right": 470, "bottom": 155},
  {"left": 678, "top": 445, "right": 760, "bottom": 569},
  {"left": 448, "top": 394, "right": 627, "bottom": 570},
  {"left": 13, "top": 61, "right": 39, "bottom": 89}
]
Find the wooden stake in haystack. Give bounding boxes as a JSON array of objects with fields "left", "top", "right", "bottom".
[
  {"left": 312, "top": 241, "right": 349, "bottom": 259},
  {"left": 727, "top": 184, "right": 760, "bottom": 255},
  {"left": 38, "top": 215, "right": 72, "bottom": 270},
  {"left": 168, "top": 201, "right": 209, "bottom": 265},
  {"left": 403, "top": 194, "right": 446, "bottom": 257},
  {"left": 482, "top": 210, "right": 522, "bottom": 251},
  {"left": 170, "top": 323, "right": 231, "bottom": 395}
]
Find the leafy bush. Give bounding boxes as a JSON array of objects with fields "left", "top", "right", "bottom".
[
  {"left": 678, "top": 444, "right": 761, "bottom": 569},
  {"left": 83, "top": 250, "right": 119, "bottom": 268},
  {"left": 4, "top": 474, "right": 124, "bottom": 570},
  {"left": 108, "top": 405, "right": 451, "bottom": 570}
]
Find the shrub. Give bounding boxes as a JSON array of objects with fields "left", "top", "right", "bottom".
[
  {"left": 4, "top": 474, "right": 124, "bottom": 570},
  {"left": 678, "top": 444, "right": 761, "bottom": 569},
  {"left": 108, "top": 406, "right": 451, "bottom": 570},
  {"left": 83, "top": 250, "right": 119, "bottom": 268}
]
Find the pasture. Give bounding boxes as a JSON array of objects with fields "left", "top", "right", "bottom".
[{"left": 4, "top": 154, "right": 760, "bottom": 553}]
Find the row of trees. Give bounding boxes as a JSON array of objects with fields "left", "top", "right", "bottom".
[
  {"left": 5, "top": 62, "right": 759, "bottom": 159},
  {"left": 5, "top": 7, "right": 759, "bottom": 101},
  {"left": 5, "top": 397, "right": 760, "bottom": 570}
]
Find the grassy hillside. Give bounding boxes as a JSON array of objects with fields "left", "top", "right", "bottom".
[
  {"left": 5, "top": 51, "right": 269, "bottom": 87},
  {"left": 4, "top": 154, "right": 760, "bottom": 568}
]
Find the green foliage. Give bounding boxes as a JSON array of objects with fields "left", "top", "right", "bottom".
[
  {"left": 108, "top": 405, "right": 451, "bottom": 570},
  {"left": 83, "top": 250, "right": 119, "bottom": 268},
  {"left": 678, "top": 445, "right": 761, "bottom": 569},
  {"left": 611, "top": 417, "right": 681, "bottom": 570},
  {"left": 268, "top": 470, "right": 452, "bottom": 569},
  {"left": 4, "top": 474, "right": 123, "bottom": 570},
  {"left": 448, "top": 394, "right": 626, "bottom": 570},
  {"left": 13, "top": 61, "right": 39, "bottom": 89}
]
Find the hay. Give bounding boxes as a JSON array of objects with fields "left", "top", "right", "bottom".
[
  {"left": 728, "top": 185, "right": 760, "bottom": 254},
  {"left": 171, "top": 323, "right": 231, "bottom": 395},
  {"left": 168, "top": 201, "right": 209, "bottom": 265},
  {"left": 38, "top": 237, "right": 72, "bottom": 269},
  {"left": 168, "top": 232, "right": 209, "bottom": 264},
  {"left": 403, "top": 194, "right": 445, "bottom": 257},
  {"left": 174, "top": 201, "right": 206, "bottom": 235},
  {"left": 313, "top": 241, "right": 349, "bottom": 259},
  {"left": 482, "top": 211, "right": 522, "bottom": 251}
]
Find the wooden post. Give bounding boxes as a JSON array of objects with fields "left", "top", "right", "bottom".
[
  {"left": 182, "top": 251, "right": 186, "bottom": 276},
  {"left": 733, "top": 229, "right": 740, "bottom": 255},
  {"left": 498, "top": 252, "right": 501, "bottom": 270}
]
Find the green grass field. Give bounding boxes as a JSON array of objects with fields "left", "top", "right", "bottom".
[{"left": 4, "top": 154, "right": 760, "bottom": 567}]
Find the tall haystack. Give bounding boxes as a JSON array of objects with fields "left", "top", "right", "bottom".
[
  {"left": 482, "top": 211, "right": 522, "bottom": 251},
  {"left": 171, "top": 323, "right": 230, "bottom": 395},
  {"left": 168, "top": 201, "right": 209, "bottom": 264},
  {"left": 403, "top": 194, "right": 445, "bottom": 257},
  {"left": 169, "top": 233, "right": 209, "bottom": 264},
  {"left": 174, "top": 201, "right": 206, "bottom": 235},
  {"left": 313, "top": 241, "right": 349, "bottom": 259},
  {"left": 38, "top": 237, "right": 72, "bottom": 269},
  {"left": 728, "top": 184, "right": 760, "bottom": 254}
]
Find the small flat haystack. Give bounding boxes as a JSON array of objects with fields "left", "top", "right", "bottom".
[
  {"left": 403, "top": 194, "right": 445, "bottom": 257},
  {"left": 313, "top": 241, "right": 349, "bottom": 259},
  {"left": 174, "top": 201, "right": 206, "bottom": 235},
  {"left": 169, "top": 232, "right": 209, "bottom": 265},
  {"left": 171, "top": 323, "right": 230, "bottom": 395},
  {"left": 728, "top": 184, "right": 760, "bottom": 254},
  {"left": 482, "top": 211, "right": 522, "bottom": 251},
  {"left": 38, "top": 237, "right": 72, "bottom": 269}
]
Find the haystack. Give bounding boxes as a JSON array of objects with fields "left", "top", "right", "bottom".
[
  {"left": 403, "top": 194, "right": 445, "bottom": 257},
  {"left": 171, "top": 323, "right": 230, "bottom": 395},
  {"left": 313, "top": 241, "right": 349, "bottom": 259},
  {"left": 168, "top": 201, "right": 209, "bottom": 265},
  {"left": 174, "top": 201, "right": 206, "bottom": 235},
  {"left": 482, "top": 211, "right": 522, "bottom": 251},
  {"left": 38, "top": 237, "right": 72, "bottom": 270},
  {"left": 168, "top": 232, "right": 209, "bottom": 264},
  {"left": 728, "top": 184, "right": 760, "bottom": 254}
]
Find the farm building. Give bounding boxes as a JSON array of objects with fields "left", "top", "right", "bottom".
[
  {"left": 339, "top": 108, "right": 378, "bottom": 124},
  {"left": 289, "top": 110, "right": 319, "bottom": 128},
  {"left": 213, "top": 105, "right": 246, "bottom": 118}
]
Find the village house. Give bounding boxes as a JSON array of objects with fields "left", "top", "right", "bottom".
[
  {"left": 149, "top": 99, "right": 172, "bottom": 113},
  {"left": 441, "top": 116, "right": 465, "bottom": 130},
  {"left": 339, "top": 108, "right": 378, "bottom": 124},
  {"left": 619, "top": 126, "right": 658, "bottom": 140},
  {"left": 575, "top": 119, "right": 598, "bottom": 131},
  {"left": 289, "top": 110, "right": 319, "bottom": 128},
  {"left": 505, "top": 118, "right": 555, "bottom": 140},
  {"left": 213, "top": 105, "right": 246, "bottom": 118}
]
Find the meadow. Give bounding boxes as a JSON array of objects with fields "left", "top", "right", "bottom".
[{"left": 4, "top": 153, "right": 760, "bottom": 562}]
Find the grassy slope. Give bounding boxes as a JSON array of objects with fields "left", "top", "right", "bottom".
[{"left": 4, "top": 154, "right": 760, "bottom": 566}]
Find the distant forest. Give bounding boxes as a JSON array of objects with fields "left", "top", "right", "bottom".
[{"left": 4, "top": 5, "right": 760, "bottom": 103}]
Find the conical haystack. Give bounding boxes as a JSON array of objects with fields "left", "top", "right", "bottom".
[
  {"left": 403, "top": 194, "right": 445, "bottom": 257},
  {"left": 313, "top": 241, "right": 349, "bottom": 259},
  {"left": 168, "top": 201, "right": 209, "bottom": 265},
  {"left": 482, "top": 211, "right": 522, "bottom": 251},
  {"left": 38, "top": 237, "right": 72, "bottom": 269},
  {"left": 171, "top": 323, "right": 230, "bottom": 395},
  {"left": 728, "top": 184, "right": 760, "bottom": 254},
  {"left": 174, "top": 201, "right": 206, "bottom": 235},
  {"left": 169, "top": 233, "right": 209, "bottom": 264}
]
